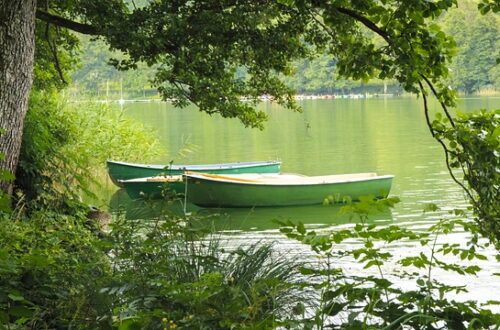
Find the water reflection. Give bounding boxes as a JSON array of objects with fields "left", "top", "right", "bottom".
[
  {"left": 109, "top": 189, "right": 190, "bottom": 219},
  {"left": 109, "top": 189, "right": 394, "bottom": 232}
]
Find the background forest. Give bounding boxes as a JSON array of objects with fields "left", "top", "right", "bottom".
[{"left": 71, "top": 0, "right": 499, "bottom": 99}]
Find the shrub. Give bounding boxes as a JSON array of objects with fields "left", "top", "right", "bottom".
[
  {"left": 16, "top": 91, "right": 161, "bottom": 211},
  {"left": 0, "top": 212, "right": 111, "bottom": 328}
]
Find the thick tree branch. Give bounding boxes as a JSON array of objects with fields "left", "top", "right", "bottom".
[
  {"left": 36, "top": 10, "right": 99, "bottom": 35},
  {"left": 306, "top": 5, "right": 393, "bottom": 48},
  {"left": 335, "top": 7, "right": 393, "bottom": 46}
]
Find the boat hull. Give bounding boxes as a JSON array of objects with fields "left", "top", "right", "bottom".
[
  {"left": 107, "top": 160, "right": 281, "bottom": 187},
  {"left": 185, "top": 174, "right": 394, "bottom": 207},
  {"left": 121, "top": 178, "right": 185, "bottom": 199}
]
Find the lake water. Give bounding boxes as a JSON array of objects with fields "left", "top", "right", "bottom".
[{"left": 103, "top": 96, "right": 500, "bottom": 306}]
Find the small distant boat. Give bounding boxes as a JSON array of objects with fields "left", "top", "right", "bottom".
[
  {"left": 183, "top": 172, "right": 394, "bottom": 207},
  {"left": 107, "top": 160, "right": 281, "bottom": 187}
]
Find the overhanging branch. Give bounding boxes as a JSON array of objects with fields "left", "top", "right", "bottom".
[
  {"left": 420, "top": 74, "right": 456, "bottom": 128},
  {"left": 418, "top": 81, "right": 477, "bottom": 206},
  {"left": 335, "top": 7, "right": 393, "bottom": 46},
  {"left": 36, "top": 10, "right": 99, "bottom": 35}
]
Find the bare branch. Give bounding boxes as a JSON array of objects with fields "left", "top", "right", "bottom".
[
  {"left": 44, "top": 23, "right": 67, "bottom": 85},
  {"left": 420, "top": 74, "right": 456, "bottom": 128},
  {"left": 418, "top": 81, "right": 477, "bottom": 205},
  {"left": 36, "top": 10, "right": 99, "bottom": 35}
]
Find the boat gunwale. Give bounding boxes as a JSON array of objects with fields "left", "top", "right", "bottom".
[
  {"left": 119, "top": 175, "right": 183, "bottom": 184},
  {"left": 184, "top": 173, "right": 394, "bottom": 187},
  {"left": 107, "top": 160, "right": 281, "bottom": 171}
]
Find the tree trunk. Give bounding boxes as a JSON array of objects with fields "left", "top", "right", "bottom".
[{"left": 0, "top": 0, "right": 37, "bottom": 194}]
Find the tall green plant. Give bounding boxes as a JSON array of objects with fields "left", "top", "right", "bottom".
[
  {"left": 413, "top": 1, "right": 500, "bottom": 249},
  {"left": 103, "top": 214, "right": 303, "bottom": 329},
  {"left": 16, "top": 91, "right": 162, "bottom": 211}
]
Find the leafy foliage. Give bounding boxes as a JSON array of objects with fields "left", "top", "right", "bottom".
[
  {"left": 0, "top": 149, "right": 13, "bottom": 213},
  {"left": 72, "top": 36, "right": 158, "bottom": 97},
  {"left": 277, "top": 197, "right": 500, "bottom": 329},
  {"left": 33, "top": 20, "right": 79, "bottom": 90},
  {"left": 432, "top": 109, "right": 500, "bottom": 247},
  {"left": 478, "top": 0, "right": 500, "bottom": 15},
  {"left": 442, "top": 1, "right": 500, "bottom": 93},
  {"left": 72, "top": 0, "right": 500, "bottom": 98},
  {"left": 37, "top": 0, "right": 458, "bottom": 127},
  {"left": 0, "top": 130, "right": 14, "bottom": 213},
  {"left": 42, "top": 0, "right": 317, "bottom": 128},
  {"left": 0, "top": 208, "right": 304, "bottom": 329},
  {"left": 104, "top": 215, "right": 303, "bottom": 329},
  {"left": 0, "top": 212, "right": 110, "bottom": 329}
]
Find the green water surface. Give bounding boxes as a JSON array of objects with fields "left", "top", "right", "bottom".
[
  {"left": 106, "top": 96, "right": 498, "bottom": 226},
  {"left": 103, "top": 96, "right": 500, "bottom": 304}
]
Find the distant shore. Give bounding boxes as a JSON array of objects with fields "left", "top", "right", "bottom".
[{"left": 68, "top": 91, "right": 499, "bottom": 104}]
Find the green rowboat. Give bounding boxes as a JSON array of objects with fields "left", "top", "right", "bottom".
[
  {"left": 107, "top": 160, "right": 281, "bottom": 187},
  {"left": 184, "top": 172, "right": 394, "bottom": 207}
]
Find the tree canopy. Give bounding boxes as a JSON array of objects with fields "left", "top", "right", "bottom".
[
  {"left": 442, "top": 0, "right": 500, "bottom": 93},
  {"left": 33, "top": 0, "right": 475, "bottom": 126},
  {"left": 70, "top": 0, "right": 499, "bottom": 97}
]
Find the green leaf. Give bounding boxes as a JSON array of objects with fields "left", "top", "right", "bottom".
[
  {"left": 423, "top": 203, "right": 439, "bottom": 212},
  {"left": 484, "top": 300, "right": 500, "bottom": 305},
  {"left": 323, "top": 302, "right": 348, "bottom": 316},
  {"left": 323, "top": 287, "right": 346, "bottom": 301},
  {"left": 8, "top": 294, "right": 25, "bottom": 302},
  {"left": 0, "top": 310, "right": 8, "bottom": 323},
  {"left": 364, "top": 260, "right": 380, "bottom": 269},
  {"left": 298, "top": 266, "right": 319, "bottom": 275},
  {"left": 292, "top": 302, "right": 305, "bottom": 315},
  {"left": 8, "top": 306, "right": 32, "bottom": 318},
  {"left": 297, "top": 222, "right": 306, "bottom": 235}
]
